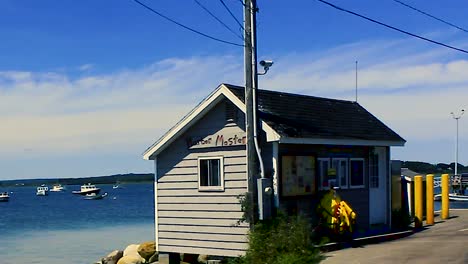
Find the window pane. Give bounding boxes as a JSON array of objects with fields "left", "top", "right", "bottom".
[
  {"left": 209, "top": 159, "right": 220, "bottom": 186},
  {"left": 350, "top": 160, "right": 364, "bottom": 186},
  {"left": 200, "top": 160, "right": 209, "bottom": 186},
  {"left": 340, "top": 160, "right": 347, "bottom": 187}
]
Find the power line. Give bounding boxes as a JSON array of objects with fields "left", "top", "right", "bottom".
[
  {"left": 392, "top": 0, "right": 468, "bottom": 33},
  {"left": 132, "top": 0, "right": 244, "bottom": 47},
  {"left": 219, "top": 0, "right": 245, "bottom": 31},
  {"left": 194, "top": 0, "right": 244, "bottom": 40},
  {"left": 316, "top": 0, "right": 468, "bottom": 54}
]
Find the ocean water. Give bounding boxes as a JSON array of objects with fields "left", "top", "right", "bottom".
[{"left": 0, "top": 183, "right": 155, "bottom": 264}]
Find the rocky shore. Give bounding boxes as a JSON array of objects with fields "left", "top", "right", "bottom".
[{"left": 93, "top": 241, "right": 222, "bottom": 264}]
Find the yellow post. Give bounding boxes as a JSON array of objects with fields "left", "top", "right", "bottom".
[
  {"left": 426, "top": 174, "right": 434, "bottom": 225},
  {"left": 441, "top": 174, "right": 450, "bottom": 219},
  {"left": 414, "top": 175, "right": 423, "bottom": 228}
]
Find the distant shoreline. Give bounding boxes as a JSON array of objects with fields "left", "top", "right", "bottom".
[{"left": 0, "top": 173, "right": 154, "bottom": 187}]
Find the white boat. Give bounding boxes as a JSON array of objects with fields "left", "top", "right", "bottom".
[
  {"left": 84, "top": 192, "right": 108, "bottom": 200},
  {"left": 0, "top": 192, "right": 9, "bottom": 202},
  {"left": 112, "top": 184, "right": 119, "bottom": 189},
  {"left": 50, "top": 184, "right": 65, "bottom": 192},
  {"left": 36, "top": 185, "right": 49, "bottom": 196},
  {"left": 434, "top": 193, "right": 468, "bottom": 202},
  {"left": 72, "top": 183, "right": 101, "bottom": 195}
]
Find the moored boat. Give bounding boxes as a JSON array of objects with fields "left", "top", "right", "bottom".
[
  {"left": 434, "top": 193, "right": 468, "bottom": 202},
  {"left": 84, "top": 192, "right": 108, "bottom": 200},
  {"left": 72, "top": 183, "right": 100, "bottom": 195},
  {"left": 36, "top": 185, "right": 49, "bottom": 196},
  {"left": 50, "top": 184, "right": 65, "bottom": 192},
  {"left": 0, "top": 192, "right": 9, "bottom": 202}
]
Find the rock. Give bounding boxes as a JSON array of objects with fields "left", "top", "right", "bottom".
[
  {"left": 197, "top": 254, "right": 208, "bottom": 263},
  {"left": 148, "top": 252, "right": 158, "bottom": 263},
  {"left": 138, "top": 241, "right": 156, "bottom": 261},
  {"left": 102, "top": 250, "right": 124, "bottom": 264},
  {"left": 116, "top": 255, "right": 145, "bottom": 264},
  {"left": 123, "top": 244, "right": 141, "bottom": 258}
]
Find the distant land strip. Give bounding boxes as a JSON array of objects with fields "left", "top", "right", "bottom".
[{"left": 0, "top": 173, "right": 154, "bottom": 187}]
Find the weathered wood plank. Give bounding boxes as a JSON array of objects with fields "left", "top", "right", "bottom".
[
  {"left": 158, "top": 224, "right": 248, "bottom": 235},
  {"left": 157, "top": 245, "right": 245, "bottom": 257},
  {"left": 158, "top": 238, "right": 247, "bottom": 251},
  {"left": 158, "top": 203, "right": 241, "bottom": 211},
  {"left": 159, "top": 231, "right": 247, "bottom": 243},
  {"left": 158, "top": 210, "right": 243, "bottom": 219},
  {"left": 158, "top": 216, "right": 248, "bottom": 227},
  {"left": 157, "top": 188, "right": 246, "bottom": 197},
  {"left": 158, "top": 196, "right": 240, "bottom": 204}
]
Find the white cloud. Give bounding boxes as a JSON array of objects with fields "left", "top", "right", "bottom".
[
  {"left": 78, "top": 64, "right": 94, "bottom": 71},
  {"left": 1, "top": 36, "right": 468, "bottom": 179}
]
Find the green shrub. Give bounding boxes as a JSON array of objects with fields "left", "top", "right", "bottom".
[{"left": 229, "top": 214, "right": 323, "bottom": 264}]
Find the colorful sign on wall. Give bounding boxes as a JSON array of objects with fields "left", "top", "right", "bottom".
[{"left": 281, "top": 156, "right": 316, "bottom": 196}]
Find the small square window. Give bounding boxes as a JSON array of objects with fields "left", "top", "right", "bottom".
[
  {"left": 350, "top": 158, "right": 365, "bottom": 188},
  {"left": 198, "top": 157, "right": 224, "bottom": 191}
]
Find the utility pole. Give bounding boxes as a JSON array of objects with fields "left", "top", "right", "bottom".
[{"left": 244, "top": 0, "right": 258, "bottom": 225}]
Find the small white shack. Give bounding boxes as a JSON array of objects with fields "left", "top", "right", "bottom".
[{"left": 143, "top": 83, "right": 405, "bottom": 258}]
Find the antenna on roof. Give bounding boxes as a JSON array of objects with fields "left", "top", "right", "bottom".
[{"left": 355, "top": 60, "right": 358, "bottom": 102}]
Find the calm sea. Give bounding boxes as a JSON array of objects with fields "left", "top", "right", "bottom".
[{"left": 0, "top": 183, "right": 155, "bottom": 264}]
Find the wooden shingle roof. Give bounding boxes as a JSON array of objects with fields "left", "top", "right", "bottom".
[{"left": 224, "top": 84, "right": 405, "bottom": 143}]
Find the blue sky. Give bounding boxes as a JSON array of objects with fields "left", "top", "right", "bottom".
[{"left": 1, "top": 0, "right": 468, "bottom": 180}]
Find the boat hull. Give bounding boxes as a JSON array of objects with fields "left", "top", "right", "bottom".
[
  {"left": 0, "top": 197, "right": 9, "bottom": 202},
  {"left": 72, "top": 189, "right": 101, "bottom": 195},
  {"left": 434, "top": 193, "right": 468, "bottom": 202},
  {"left": 84, "top": 192, "right": 107, "bottom": 200}
]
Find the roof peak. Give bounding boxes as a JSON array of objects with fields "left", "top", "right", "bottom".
[{"left": 222, "top": 83, "right": 358, "bottom": 105}]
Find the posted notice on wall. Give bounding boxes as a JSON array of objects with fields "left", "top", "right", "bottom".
[{"left": 281, "top": 156, "right": 316, "bottom": 196}]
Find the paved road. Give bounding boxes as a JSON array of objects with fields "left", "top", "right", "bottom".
[{"left": 322, "top": 209, "right": 468, "bottom": 264}]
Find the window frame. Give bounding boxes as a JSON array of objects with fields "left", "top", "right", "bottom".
[
  {"left": 349, "top": 158, "right": 365, "bottom": 189},
  {"left": 332, "top": 157, "right": 349, "bottom": 189},
  {"left": 318, "top": 158, "right": 331, "bottom": 191},
  {"left": 198, "top": 156, "right": 225, "bottom": 191}
]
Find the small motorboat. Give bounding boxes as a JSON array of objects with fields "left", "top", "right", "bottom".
[
  {"left": 50, "top": 184, "right": 65, "bottom": 192},
  {"left": 36, "top": 185, "right": 49, "bottom": 196},
  {"left": 0, "top": 192, "right": 10, "bottom": 202},
  {"left": 84, "top": 192, "right": 108, "bottom": 200},
  {"left": 72, "top": 183, "right": 101, "bottom": 195}
]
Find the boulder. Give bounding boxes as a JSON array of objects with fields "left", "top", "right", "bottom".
[
  {"left": 116, "top": 255, "right": 145, "bottom": 264},
  {"left": 123, "top": 244, "right": 141, "bottom": 258},
  {"left": 102, "top": 250, "right": 124, "bottom": 264},
  {"left": 138, "top": 241, "right": 156, "bottom": 261}
]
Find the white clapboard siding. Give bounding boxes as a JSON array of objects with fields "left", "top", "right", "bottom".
[
  {"left": 157, "top": 180, "right": 246, "bottom": 190},
  {"left": 155, "top": 99, "right": 249, "bottom": 257},
  {"left": 158, "top": 175, "right": 197, "bottom": 183},
  {"left": 158, "top": 203, "right": 241, "bottom": 211},
  {"left": 158, "top": 210, "right": 243, "bottom": 219},
  {"left": 158, "top": 172, "right": 246, "bottom": 183},
  {"left": 158, "top": 217, "right": 243, "bottom": 226},
  {"left": 157, "top": 188, "right": 245, "bottom": 197},
  {"left": 158, "top": 195, "right": 240, "bottom": 204},
  {"left": 158, "top": 238, "right": 247, "bottom": 251},
  {"left": 159, "top": 149, "right": 246, "bottom": 167},
  {"left": 159, "top": 231, "right": 248, "bottom": 243},
  {"left": 158, "top": 224, "right": 248, "bottom": 234},
  {"left": 158, "top": 245, "right": 245, "bottom": 258}
]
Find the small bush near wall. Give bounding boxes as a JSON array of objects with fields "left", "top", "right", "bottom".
[
  {"left": 391, "top": 209, "right": 411, "bottom": 230},
  {"left": 228, "top": 214, "right": 323, "bottom": 264}
]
